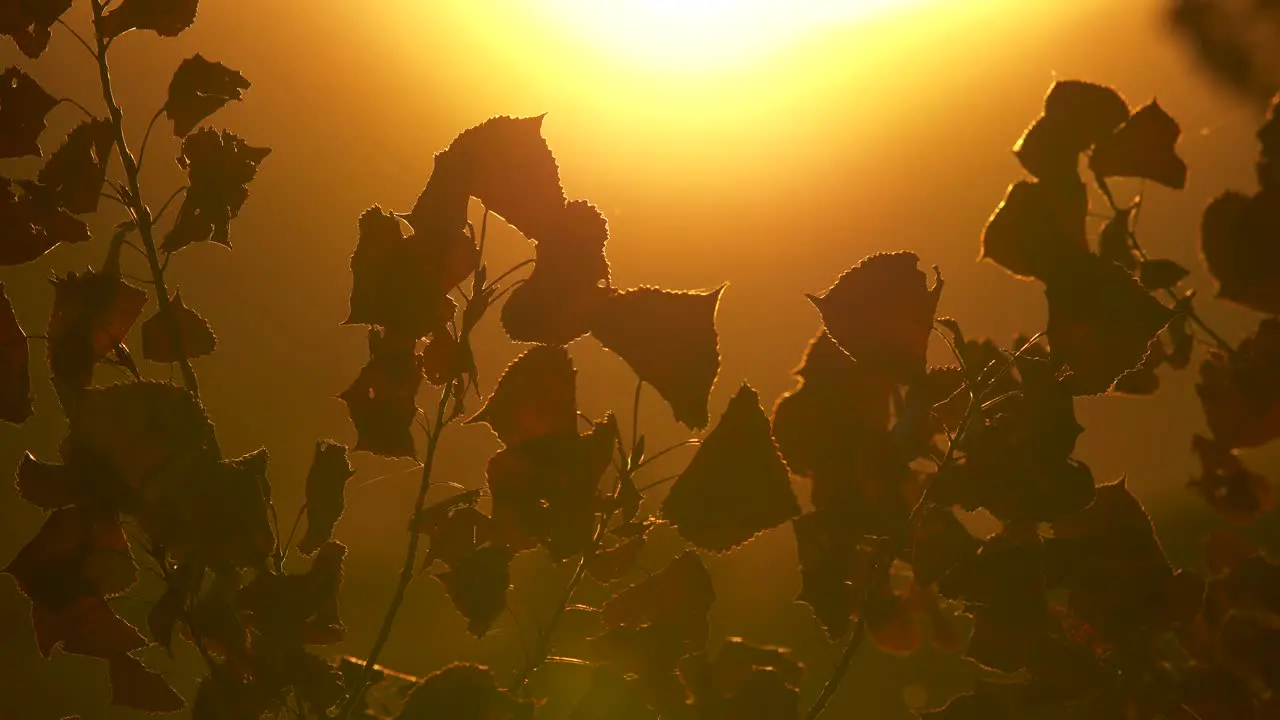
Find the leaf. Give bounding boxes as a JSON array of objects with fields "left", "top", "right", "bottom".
[
  {"left": 1200, "top": 190, "right": 1280, "bottom": 315},
  {"left": 1045, "top": 254, "right": 1175, "bottom": 395},
  {"left": 4, "top": 506, "right": 137, "bottom": 605},
  {"left": 1190, "top": 434, "right": 1274, "bottom": 524},
  {"left": 0, "top": 177, "right": 91, "bottom": 265},
  {"left": 31, "top": 595, "right": 146, "bottom": 659},
  {"left": 108, "top": 653, "right": 185, "bottom": 712},
  {"left": 46, "top": 269, "right": 148, "bottom": 389},
  {"left": 1090, "top": 100, "right": 1189, "bottom": 189},
  {"left": 501, "top": 199, "right": 611, "bottom": 344},
  {"left": 240, "top": 542, "right": 346, "bottom": 645},
  {"left": 147, "top": 562, "right": 198, "bottom": 651},
  {"left": 166, "top": 54, "right": 250, "bottom": 138},
  {"left": 486, "top": 416, "right": 616, "bottom": 560},
  {"left": 1013, "top": 81, "right": 1130, "bottom": 180},
  {"left": 162, "top": 129, "right": 269, "bottom": 252},
  {"left": 339, "top": 329, "right": 424, "bottom": 459},
  {"left": 0, "top": 67, "right": 59, "bottom": 156},
  {"left": 141, "top": 290, "right": 217, "bottom": 363},
  {"left": 37, "top": 119, "right": 116, "bottom": 214},
  {"left": 422, "top": 504, "right": 491, "bottom": 570},
  {"left": 602, "top": 551, "right": 715, "bottom": 648},
  {"left": 344, "top": 204, "right": 471, "bottom": 338},
  {"left": 1139, "top": 258, "right": 1190, "bottom": 291},
  {"left": 1097, "top": 206, "right": 1139, "bottom": 271},
  {"left": 297, "top": 440, "right": 355, "bottom": 556},
  {"left": 807, "top": 252, "right": 942, "bottom": 382},
  {"left": 15, "top": 452, "right": 85, "bottom": 509},
  {"left": 435, "top": 545, "right": 512, "bottom": 637},
  {"left": 98, "top": 0, "right": 199, "bottom": 39},
  {"left": 662, "top": 384, "right": 799, "bottom": 552},
  {"left": 981, "top": 179, "right": 1089, "bottom": 281},
  {"left": 586, "top": 522, "right": 651, "bottom": 583},
  {"left": 175, "top": 450, "right": 275, "bottom": 569},
  {"left": 467, "top": 344, "right": 578, "bottom": 447},
  {"left": 906, "top": 505, "right": 981, "bottom": 587},
  {"left": 0, "top": 0, "right": 72, "bottom": 57},
  {"left": 397, "top": 663, "right": 533, "bottom": 720},
  {"left": 591, "top": 286, "right": 722, "bottom": 429},
  {"left": 1197, "top": 318, "right": 1280, "bottom": 449},
  {"left": 0, "top": 283, "right": 31, "bottom": 423},
  {"left": 583, "top": 625, "right": 692, "bottom": 713},
  {"left": 792, "top": 511, "right": 876, "bottom": 638}
]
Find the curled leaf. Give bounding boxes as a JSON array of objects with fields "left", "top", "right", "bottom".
[
  {"left": 0, "top": 67, "right": 58, "bottom": 156},
  {"left": 1197, "top": 318, "right": 1280, "bottom": 449},
  {"left": 141, "top": 290, "right": 217, "bottom": 363},
  {"left": 339, "top": 329, "right": 423, "bottom": 459},
  {"left": 0, "top": 283, "right": 31, "bottom": 423},
  {"left": 163, "top": 128, "right": 269, "bottom": 252},
  {"left": 297, "top": 440, "right": 355, "bottom": 556},
  {"left": 1190, "top": 434, "right": 1274, "bottom": 524},
  {"left": 1200, "top": 190, "right": 1280, "bottom": 315},
  {"left": 807, "top": 252, "right": 942, "bottom": 382},
  {"left": 46, "top": 269, "right": 148, "bottom": 390},
  {"left": 108, "top": 653, "right": 185, "bottom": 712},
  {"left": 662, "top": 383, "right": 799, "bottom": 552},
  {"left": 98, "top": 0, "right": 199, "bottom": 39},
  {"left": 0, "top": 1, "right": 71, "bottom": 57},
  {"left": 591, "top": 286, "right": 722, "bottom": 429},
  {"left": 467, "top": 344, "right": 578, "bottom": 447},
  {"left": 166, "top": 54, "right": 250, "bottom": 138},
  {"left": 1090, "top": 100, "right": 1189, "bottom": 189},
  {"left": 981, "top": 179, "right": 1089, "bottom": 281}
]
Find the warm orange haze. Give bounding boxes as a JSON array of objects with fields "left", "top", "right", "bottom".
[{"left": 1, "top": 0, "right": 1278, "bottom": 718}]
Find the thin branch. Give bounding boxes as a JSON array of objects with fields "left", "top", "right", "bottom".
[
  {"left": 633, "top": 438, "right": 700, "bottom": 471},
  {"left": 489, "top": 258, "right": 535, "bottom": 288},
  {"left": 152, "top": 186, "right": 188, "bottom": 225},
  {"left": 55, "top": 18, "right": 96, "bottom": 59},
  {"left": 135, "top": 107, "right": 165, "bottom": 174},
  {"left": 57, "top": 97, "right": 99, "bottom": 119},
  {"left": 630, "top": 379, "right": 644, "bottom": 456}
]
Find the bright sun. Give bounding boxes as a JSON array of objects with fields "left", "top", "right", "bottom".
[{"left": 549, "top": 0, "right": 921, "bottom": 70}]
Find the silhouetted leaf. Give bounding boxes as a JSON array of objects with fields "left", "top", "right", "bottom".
[
  {"left": 297, "top": 440, "right": 355, "bottom": 556},
  {"left": 31, "top": 595, "right": 146, "bottom": 659},
  {"left": 345, "top": 204, "right": 472, "bottom": 338},
  {"left": 906, "top": 505, "right": 981, "bottom": 586},
  {"left": 1042, "top": 81, "right": 1132, "bottom": 148},
  {"left": 501, "top": 199, "right": 611, "bottom": 344},
  {"left": 662, "top": 383, "right": 799, "bottom": 552},
  {"left": 1197, "top": 318, "right": 1280, "bottom": 449},
  {"left": 1200, "top": 190, "right": 1280, "bottom": 315},
  {"left": 1090, "top": 101, "right": 1189, "bottom": 189},
  {"left": 570, "top": 664, "right": 657, "bottom": 720},
  {"left": 166, "top": 55, "right": 249, "bottom": 138},
  {"left": 0, "top": 177, "right": 91, "bottom": 265},
  {"left": 147, "top": 562, "right": 198, "bottom": 651},
  {"left": 603, "top": 551, "right": 715, "bottom": 648},
  {"left": 98, "top": 0, "right": 199, "bottom": 39},
  {"left": 792, "top": 511, "right": 876, "bottom": 638},
  {"left": 108, "top": 653, "right": 185, "bottom": 712},
  {"left": 422, "top": 504, "right": 490, "bottom": 571},
  {"left": 486, "top": 416, "right": 615, "bottom": 560},
  {"left": 4, "top": 505, "right": 137, "bottom": 604},
  {"left": 1098, "top": 206, "right": 1139, "bottom": 271},
  {"left": 46, "top": 270, "right": 148, "bottom": 389},
  {"left": 1139, "top": 258, "right": 1190, "bottom": 291},
  {"left": 436, "top": 545, "right": 512, "bottom": 637},
  {"left": 467, "top": 344, "right": 578, "bottom": 447},
  {"left": 36, "top": 119, "right": 115, "bottom": 214},
  {"left": 240, "top": 542, "right": 346, "bottom": 645},
  {"left": 807, "top": 252, "right": 942, "bottom": 382},
  {"left": 0, "top": 67, "right": 59, "bottom": 156},
  {"left": 0, "top": 283, "right": 31, "bottom": 423},
  {"left": 15, "top": 452, "right": 83, "bottom": 509},
  {"left": 397, "top": 663, "right": 532, "bottom": 720},
  {"left": 586, "top": 521, "right": 651, "bottom": 583},
  {"left": 163, "top": 128, "right": 269, "bottom": 252},
  {"left": 1045, "top": 254, "right": 1175, "bottom": 394},
  {"left": 584, "top": 625, "right": 692, "bottom": 713},
  {"left": 339, "top": 329, "right": 423, "bottom": 459},
  {"left": 141, "top": 290, "right": 217, "bottom": 363},
  {"left": 175, "top": 450, "right": 275, "bottom": 569},
  {"left": 591, "top": 286, "right": 722, "bottom": 429},
  {"left": 1190, "top": 434, "right": 1274, "bottom": 524},
  {"left": 0, "top": 1, "right": 71, "bottom": 57},
  {"left": 981, "top": 179, "right": 1089, "bottom": 281}
]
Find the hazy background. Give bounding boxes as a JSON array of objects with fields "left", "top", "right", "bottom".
[{"left": 2, "top": 0, "right": 1278, "bottom": 717}]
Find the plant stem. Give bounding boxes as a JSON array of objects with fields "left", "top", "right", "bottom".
[
  {"left": 339, "top": 381, "right": 455, "bottom": 720},
  {"left": 88, "top": 0, "right": 202, "bottom": 401}
]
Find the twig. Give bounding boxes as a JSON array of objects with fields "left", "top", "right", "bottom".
[
  {"left": 152, "top": 186, "right": 188, "bottom": 225},
  {"left": 136, "top": 107, "right": 165, "bottom": 174},
  {"left": 54, "top": 18, "right": 96, "bottom": 59},
  {"left": 633, "top": 438, "right": 700, "bottom": 471},
  {"left": 57, "top": 97, "right": 99, "bottom": 119}
]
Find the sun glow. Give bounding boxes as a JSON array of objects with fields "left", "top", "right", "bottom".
[{"left": 550, "top": 0, "right": 922, "bottom": 70}]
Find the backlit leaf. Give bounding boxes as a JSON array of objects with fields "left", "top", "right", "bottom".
[
  {"left": 981, "top": 179, "right": 1089, "bottom": 281},
  {"left": 1197, "top": 318, "right": 1280, "bottom": 449},
  {"left": 422, "top": 504, "right": 490, "bottom": 570},
  {"left": 1045, "top": 254, "right": 1175, "bottom": 395},
  {"left": 166, "top": 55, "right": 250, "bottom": 138},
  {"left": 1014, "top": 81, "right": 1129, "bottom": 181},
  {"left": 0, "top": 1, "right": 72, "bottom": 57},
  {"left": 339, "top": 328, "right": 423, "bottom": 459},
  {"left": 1097, "top": 206, "right": 1139, "bottom": 271},
  {"left": 37, "top": 119, "right": 115, "bottom": 214},
  {"left": 163, "top": 128, "right": 269, "bottom": 251},
  {"left": 98, "top": 0, "right": 199, "bottom": 39},
  {"left": 4, "top": 505, "right": 137, "bottom": 605},
  {"left": 602, "top": 550, "right": 715, "bottom": 648},
  {"left": 0, "top": 67, "right": 59, "bottom": 156},
  {"left": 46, "top": 270, "right": 148, "bottom": 389},
  {"left": 1190, "top": 433, "right": 1274, "bottom": 524},
  {"left": 436, "top": 545, "right": 512, "bottom": 637},
  {"left": 0, "top": 283, "right": 31, "bottom": 423},
  {"left": 1139, "top": 258, "right": 1190, "bottom": 292},
  {"left": 0, "top": 177, "right": 91, "bottom": 265},
  {"left": 1090, "top": 100, "right": 1189, "bottom": 189},
  {"left": 1200, "top": 190, "right": 1280, "bottom": 315},
  {"left": 297, "top": 440, "right": 355, "bottom": 556},
  {"left": 792, "top": 511, "right": 876, "bottom": 638},
  {"left": 906, "top": 505, "right": 981, "bottom": 587},
  {"left": 586, "top": 521, "right": 651, "bottom": 583},
  {"left": 662, "top": 383, "right": 799, "bottom": 552},
  {"left": 15, "top": 452, "right": 83, "bottom": 509},
  {"left": 591, "top": 286, "right": 722, "bottom": 429},
  {"left": 240, "top": 542, "right": 346, "bottom": 645},
  {"left": 173, "top": 450, "right": 275, "bottom": 569},
  {"left": 108, "top": 653, "right": 185, "bottom": 712},
  {"left": 141, "top": 290, "right": 217, "bottom": 363},
  {"left": 467, "top": 344, "right": 578, "bottom": 447},
  {"left": 31, "top": 595, "right": 146, "bottom": 659},
  {"left": 397, "top": 663, "right": 532, "bottom": 720},
  {"left": 807, "top": 252, "right": 942, "bottom": 382}
]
